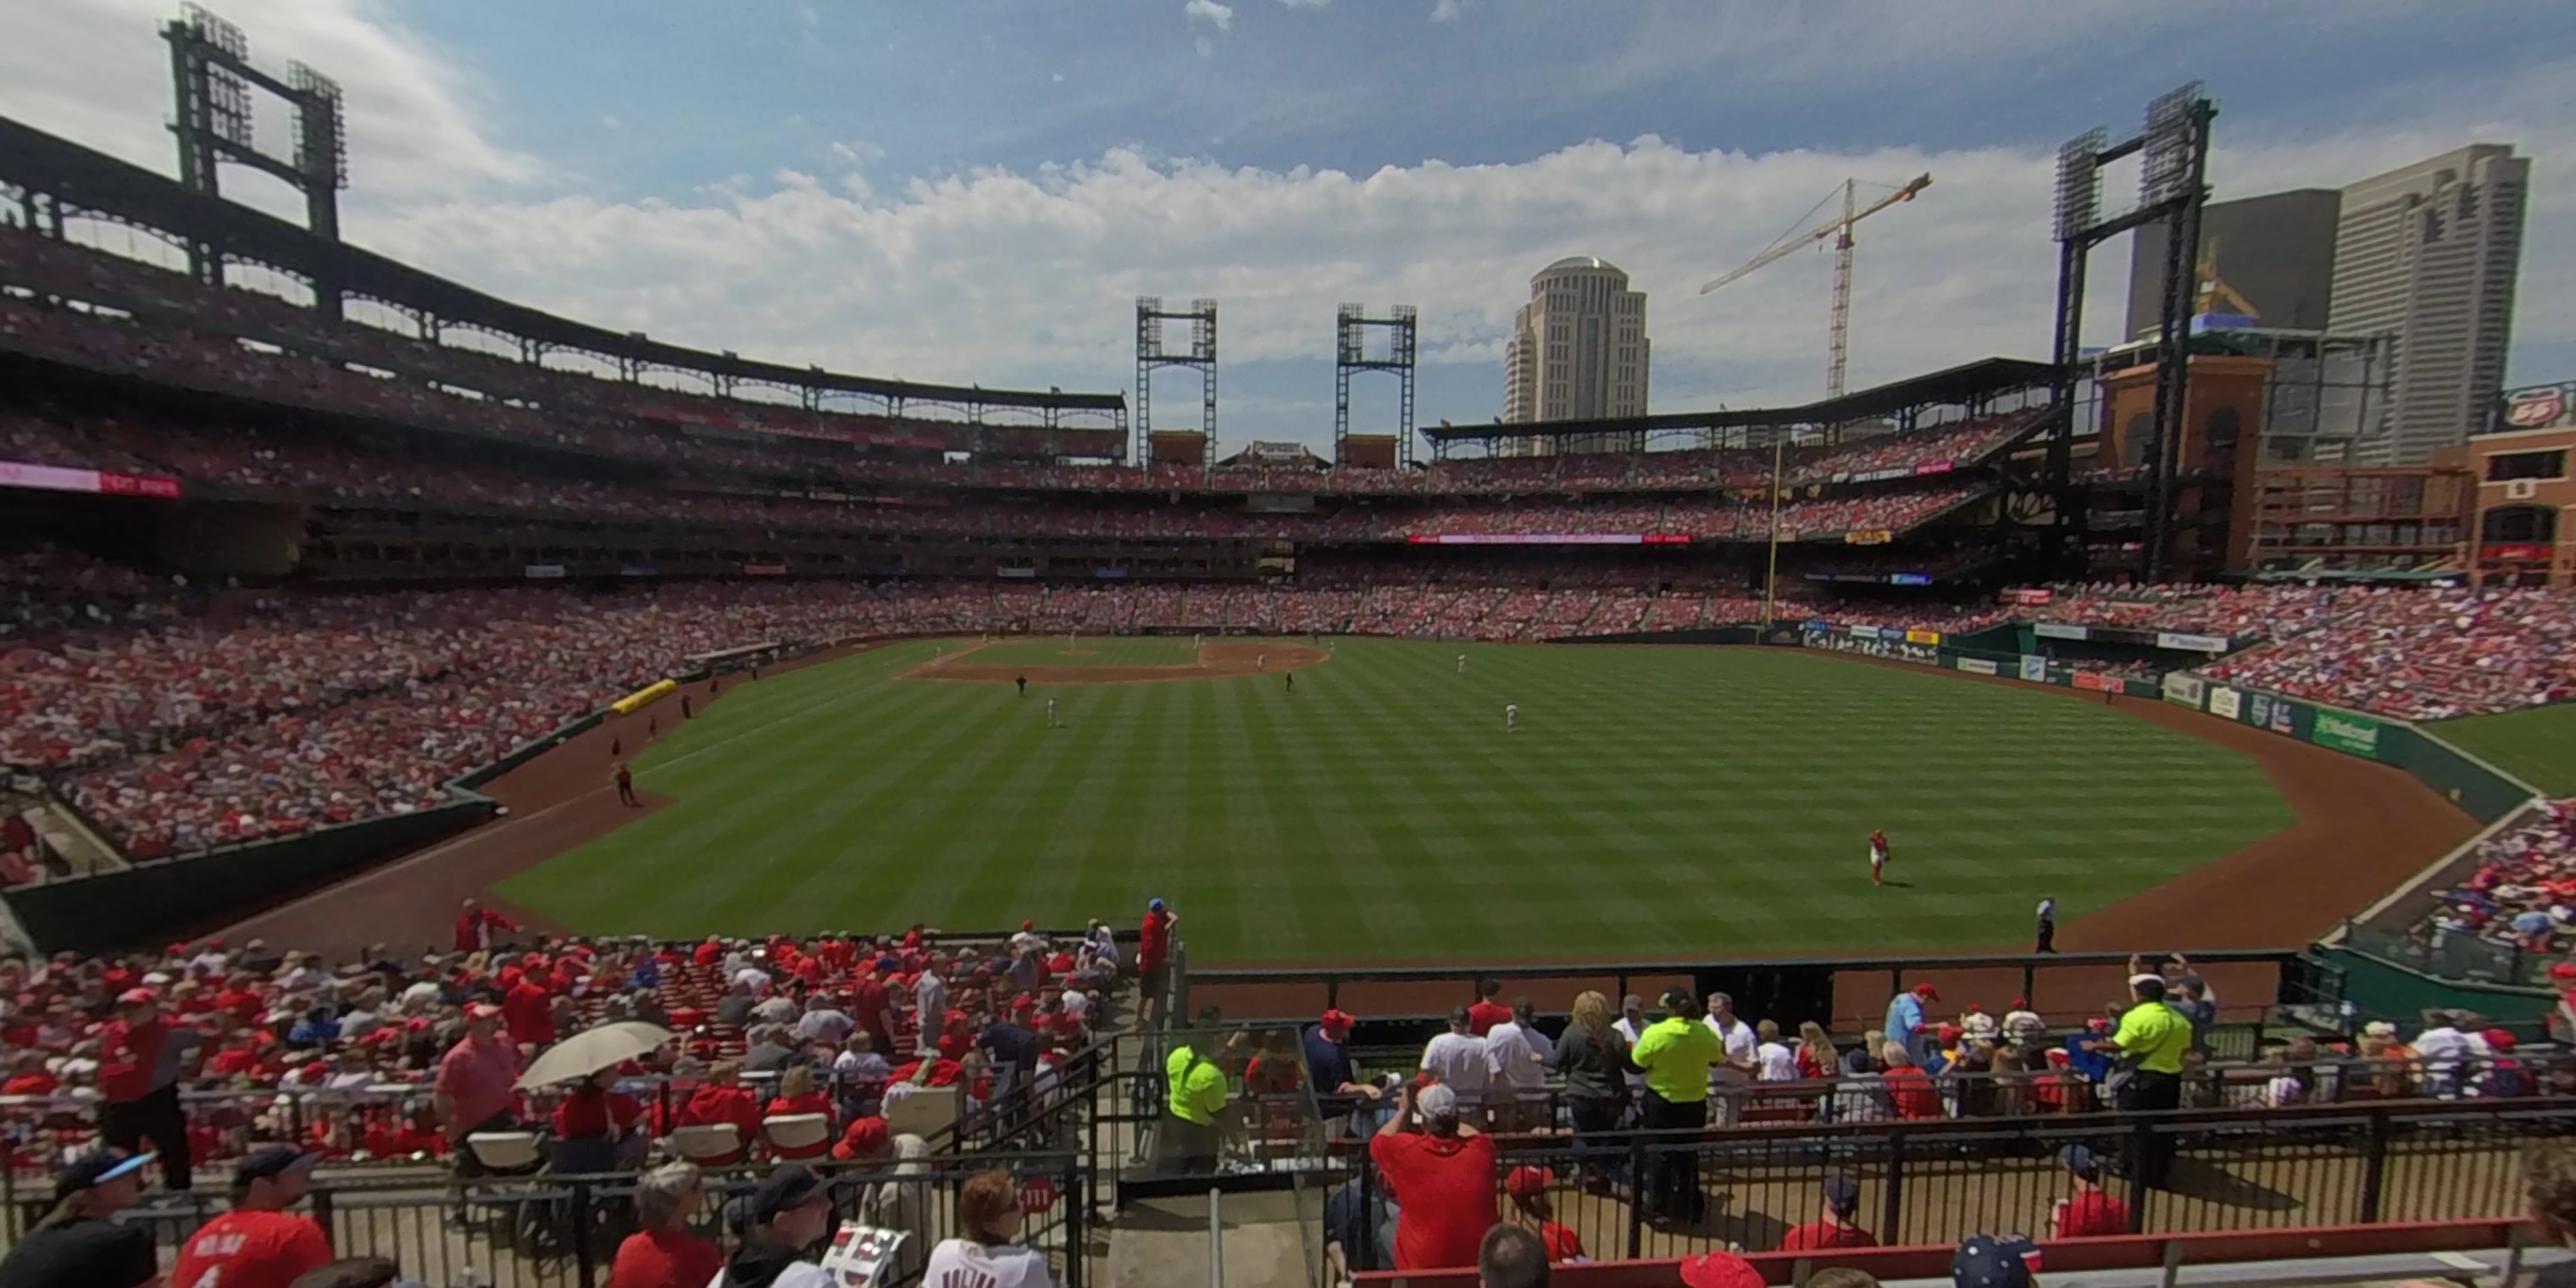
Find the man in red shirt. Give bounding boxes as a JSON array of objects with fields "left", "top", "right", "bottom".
[
  {"left": 453, "top": 898, "right": 517, "bottom": 952},
  {"left": 1464, "top": 978, "right": 1512, "bottom": 1037},
  {"left": 1139, "top": 897, "right": 1175, "bottom": 1030},
  {"left": 435, "top": 1003, "right": 523, "bottom": 1185},
  {"left": 169, "top": 1145, "right": 334, "bottom": 1288},
  {"left": 1880, "top": 1041, "right": 1942, "bottom": 1119},
  {"left": 98, "top": 987, "right": 202, "bottom": 1191},
  {"left": 1368, "top": 1082, "right": 1497, "bottom": 1270},
  {"left": 608, "top": 1160, "right": 723, "bottom": 1288},
  {"left": 502, "top": 972, "right": 557, "bottom": 1048},
  {"left": 2050, "top": 1144, "right": 2130, "bottom": 1237},
  {"left": 850, "top": 969, "right": 897, "bottom": 1055},
  {"left": 1778, "top": 1174, "right": 1878, "bottom": 1250}
]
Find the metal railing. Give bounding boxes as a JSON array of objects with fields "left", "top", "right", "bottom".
[
  {"left": 1327, "top": 1097, "right": 2575, "bottom": 1274},
  {"left": 0, "top": 1150, "right": 1087, "bottom": 1288}
]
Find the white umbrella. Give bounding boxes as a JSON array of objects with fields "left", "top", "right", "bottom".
[{"left": 515, "top": 1021, "right": 675, "bottom": 1090}]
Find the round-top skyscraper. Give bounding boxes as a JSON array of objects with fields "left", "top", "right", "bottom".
[{"left": 1501, "top": 257, "right": 1651, "bottom": 455}]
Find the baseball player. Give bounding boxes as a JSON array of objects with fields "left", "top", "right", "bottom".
[
  {"left": 1257, "top": 652, "right": 1267, "bottom": 671},
  {"left": 1868, "top": 829, "right": 1891, "bottom": 886},
  {"left": 1046, "top": 697, "right": 1058, "bottom": 729},
  {"left": 1457, "top": 653, "right": 1468, "bottom": 675},
  {"left": 1504, "top": 703, "right": 1518, "bottom": 734}
]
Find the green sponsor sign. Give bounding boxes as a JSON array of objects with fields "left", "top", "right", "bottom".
[{"left": 2310, "top": 710, "right": 2384, "bottom": 759}]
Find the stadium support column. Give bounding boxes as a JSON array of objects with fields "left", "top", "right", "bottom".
[
  {"left": 2141, "top": 92, "right": 2212, "bottom": 580},
  {"left": 1136, "top": 297, "right": 1219, "bottom": 469},
  {"left": 1335, "top": 304, "right": 1419, "bottom": 466}
]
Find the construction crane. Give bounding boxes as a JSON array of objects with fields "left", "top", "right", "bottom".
[{"left": 1699, "top": 173, "right": 1932, "bottom": 399}]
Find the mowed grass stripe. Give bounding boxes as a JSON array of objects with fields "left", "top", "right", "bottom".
[{"left": 498, "top": 638, "right": 2299, "bottom": 960}]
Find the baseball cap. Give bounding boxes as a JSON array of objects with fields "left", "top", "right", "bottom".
[
  {"left": 53, "top": 1149, "right": 153, "bottom": 1202},
  {"left": 1659, "top": 986, "right": 1693, "bottom": 1011},
  {"left": 1913, "top": 981, "right": 1939, "bottom": 998},
  {"left": 1416, "top": 1083, "right": 1459, "bottom": 1122},
  {"left": 831, "top": 1116, "right": 891, "bottom": 1160},
  {"left": 235, "top": 1144, "right": 322, "bottom": 1185},
  {"left": 1953, "top": 1234, "right": 2040, "bottom": 1288},
  {"left": 1319, "top": 1008, "right": 1353, "bottom": 1037},
  {"left": 1020, "top": 919, "right": 1034, "bottom": 930},
  {"left": 1147, "top": 898, "right": 1165, "bottom": 911},
  {"left": 466, "top": 1002, "right": 503, "bottom": 1019},
  {"left": 1678, "top": 1251, "right": 1768, "bottom": 1288},
  {"left": 2484, "top": 1027, "right": 2518, "bottom": 1052},
  {"left": 1505, "top": 1165, "right": 1553, "bottom": 1199},
  {"left": 747, "top": 1164, "right": 833, "bottom": 1224},
  {"left": 2058, "top": 1143, "right": 2100, "bottom": 1180},
  {"left": 1823, "top": 1174, "right": 1860, "bottom": 1215},
  {"left": 2128, "top": 973, "right": 2164, "bottom": 988},
  {"left": 116, "top": 988, "right": 158, "bottom": 1007},
  {"left": 2551, "top": 961, "right": 2576, "bottom": 982},
  {"left": 1937, "top": 1024, "right": 1966, "bottom": 1045}
]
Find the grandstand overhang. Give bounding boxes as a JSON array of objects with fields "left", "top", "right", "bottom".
[
  {"left": 1421, "top": 357, "right": 2060, "bottom": 452},
  {"left": 0, "top": 116, "right": 1126, "bottom": 427}
]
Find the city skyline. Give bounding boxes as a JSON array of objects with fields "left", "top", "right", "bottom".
[{"left": 0, "top": 1, "right": 2568, "bottom": 452}]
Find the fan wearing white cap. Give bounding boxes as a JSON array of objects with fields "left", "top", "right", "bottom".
[{"left": 0, "top": 1148, "right": 158, "bottom": 1288}]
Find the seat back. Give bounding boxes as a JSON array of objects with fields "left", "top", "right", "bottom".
[
  {"left": 886, "top": 1085, "right": 959, "bottom": 1139},
  {"left": 764, "top": 1113, "right": 831, "bottom": 1154},
  {"left": 465, "top": 1130, "right": 544, "bottom": 1172},
  {"left": 670, "top": 1123, "right": 743, "bottom": 1163}
]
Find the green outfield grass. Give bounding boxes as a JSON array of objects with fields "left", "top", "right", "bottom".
[
  {"left": 497, "top": 638, "right": 2297, "bottom": 962},
  {"left": 2432, "top": 704, "right": 2576, "bottom": 797},
  {"left": 942, "top": 636, "right": 1205, "bottom": 668}
]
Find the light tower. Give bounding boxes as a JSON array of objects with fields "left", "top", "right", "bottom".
[
  {"left": 162, "top": 5, "right": 351, "bottom": 301},
  {"left": 1334, "top": 303, "right": 1418, "bottom": 467},
  {"left": 1135, "top": 297, "right": 1218, "bottom": 466}
]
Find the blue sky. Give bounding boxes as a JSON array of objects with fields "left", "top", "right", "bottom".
[{"left": 5, "top": 0, "right": 2572, "bottom": 450}]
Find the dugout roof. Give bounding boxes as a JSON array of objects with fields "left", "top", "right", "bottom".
[{"left": 1422, "top": 357, "right": 2062, "bottom": 447}]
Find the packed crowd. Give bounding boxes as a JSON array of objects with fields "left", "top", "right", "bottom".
[
  {"left": 2423, "top": 799, "right": 2576, "bottom": 958},
  {"left": 2, "top": 227, "right": 2051, "bottom": 507},
  {"left": 2203, "top": 585, "right": 2576, "bottom": 719}
]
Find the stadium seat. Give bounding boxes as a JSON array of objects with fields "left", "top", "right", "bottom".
[{"left": 762, "top": 1113, "right": 830, "bottom": 1159}]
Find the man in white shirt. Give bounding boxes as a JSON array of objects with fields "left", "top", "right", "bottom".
[
  {"left": 2413, "top": 1009, "right": 2472, "bottom": 1094},
  {"left": 1752, "top": 1020, "right": 1801, "bottom": 1082},
  {"left": 913, "top": 963, "right": 949, "bottom": 1034},
  {"left": 1702, "top": 992, "right": 1758, "bottom": 1124},
  {"left": 1613, "top": 994, "right": 1648, "bottom": 1113},
  {"left": 795, "top": 998, "right": 855, "bottom": 1046},
  {"left": 833, "top": 1032, "right": 891, "bottom": 1086},
  {"left": 1418, "top": 1006, "right": 1494, "bottom": 1124},
  {"left": 1482, "top": 997, "right": 1554, "bottom": 1131}
]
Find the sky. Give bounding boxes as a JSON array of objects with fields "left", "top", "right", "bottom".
[{"left": 3, "top": 0, "right": 2572, "bottom": 452}]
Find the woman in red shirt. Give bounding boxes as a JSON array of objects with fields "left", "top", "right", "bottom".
[
  {"left": 554, "top": 1068, "right": 649, "bottom": 1169},
  {"left": 677, "top": 1062, "right": 761, "bottom": 1165},
  {"left": 763, "top": 1064, "right": 834, "bottom": 1159},
  {"left": 607, "top": 1160, "right": 724, "bottom": 1288}
]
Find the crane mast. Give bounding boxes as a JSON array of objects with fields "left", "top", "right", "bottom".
[{"left": 1700, "top": 173, "right": 1931, "bottom": 400}]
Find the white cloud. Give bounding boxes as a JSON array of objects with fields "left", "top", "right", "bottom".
[
  {"left": 1279, "top": 0, "right": 1331, "bottom": 8},
  {"left": 1184, "top": 0, "right": 1235, "bottom": 32},
  {"left": 1430, "top": 0, "right": 1470, "bottom": 22}
]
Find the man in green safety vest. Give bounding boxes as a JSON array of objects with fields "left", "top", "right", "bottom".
[
  {"left": 1627, "top": 988, "right": 1722, "bottom": 1224},
  {"left": 1160, "top": 1011, "right": 1243, "bottom": 1174}
]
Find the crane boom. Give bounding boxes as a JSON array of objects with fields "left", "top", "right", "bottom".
[{"left": 1698, "top": 172, "right": 1931, "bottom": 398}]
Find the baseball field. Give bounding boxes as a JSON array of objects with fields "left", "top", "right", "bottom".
[{"left": 492, "top": 636, "right": 2303, "bottom": 963}]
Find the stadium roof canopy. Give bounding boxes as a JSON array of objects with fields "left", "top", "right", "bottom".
[
  {"left": 1422, "top": 356, "right": 2062, "bottom": 446},
  {"left": 0, "top": 117, "right": 1124, "bottom": 419}
]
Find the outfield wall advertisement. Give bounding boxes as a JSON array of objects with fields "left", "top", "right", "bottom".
[
  {"left": 2207, "top": 686, "right": 2242, "bottom": 721},
  {"left": 2311, "top": 710, "right": 2385, "bottom": 760},
  {"left": 1957, "top": 658, "right": 1999, "bottom": 675},
  {"left": 2018, "top": 655, "right": 2049, "bottom": 683},
  {"left": 2162, "top": 673, "right": 2207, "bottom": 707}
]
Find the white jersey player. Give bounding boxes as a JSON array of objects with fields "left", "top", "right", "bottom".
[
  {"left": 1257, "top": 652, "right": 1266, "bottom": 671},
  {"left": 1457, "top": 653, "right": 1468, "bottom": 675},
  {"left": 1505, "top": 703, "right": 1518, "bottom": 733},
  {"left": 1046, "top": 697, "right": 1058, "bottom": 728},
  {"left": 1868, "top": 829, "right": 1890, "bottom": 886}
]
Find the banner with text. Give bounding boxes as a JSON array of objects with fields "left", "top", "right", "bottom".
[
  {"left": 2207, "top": 685, "right": 2243, "bottom": 721},
  {"left": 2161, "top": 673, "right": 2207, "bottom": 708},
  {"left": 1957, "top": 658, "right": 2000, "bottom": 675},
  {"left": 2018, "top": 655, "right": 2049, "bottom": 683},
  {"left": 2155, "top": 631, "right": 2231, "bottom": 653},
  {"left": 2309, "top": 709, "right": 2386, "bottom": 760},
  {"left": 2034, "top": 623, "right": 2090, "bottom": 641}
]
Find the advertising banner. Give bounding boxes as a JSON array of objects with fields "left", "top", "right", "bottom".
[
  {"left": 2248, "top": 691, "right": 2273, "bottom": 728},
  {"left": 1913, "top": 459, "right": 1956, "bottom": 476},
  {"left": 1999, "top": 587, "right": 2056, "bottom": 606},
  {"left": 2018, "top": 655, "right": 2049, "bottom": 683},
  {"left": 523, "top": 564, "right": 567, "bottom": 579},
  {"left": 2156, "top": 631, "right": 2231, "bottom": 653},
  {"left": 2071, "top": 671, "right": 2124, "bottom": 692},
  {"left": 2207, "top": 686, "right": 2242, "bottom": 721},
  {"left": 0, "top": 459, "right": 183, "bottom": 498},
  {"left": 1903, "top": 629, "right": 1942, "bottom": 645},
  {"left": 2310, "top": 709, "right": 2385, "bottom": 759},
  {"left": 1846, "top": 624, "right": 1884, "bottom": 640},
  {"left": 2161, "top": 673, "right": 2207, "bottom": 708},
  {"left": 1957, "top": 658, "right": 2000, "bottom": 675},
  {"left": 2496, "top": 380, "right": 2575, "bottom": 432},
  {"left": 2034, "top": 623, "right": 2090, "bottom": 641},
  {"left": 2268, "top": 697, "right": 2300, "bottom": 736},
  {"left": 1889, "top": 572, "right": 1933, "bottom": 586},
  {"left": 1844, "top": 530, "right": 1894, "bottom": 545}
]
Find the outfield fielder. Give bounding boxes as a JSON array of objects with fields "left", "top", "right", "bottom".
[
  {"left": 1256, "top": 652, "right": 1266, "bottom": 671},
  {"left": 1046, "top": 697, "right": 1058, "bottom": 729},
  {"left": 1868, "top": 829, "right": 1891, "bottom": 887},
  {"left": 1457, "top": 653, "right": 1468, "bottom": 675},
  {"left": 1504, "top": 703, "right": 1518, "bottom": 734}
]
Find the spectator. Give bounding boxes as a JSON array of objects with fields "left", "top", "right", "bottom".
[
  {"left": 2050, "top": 1144, "right": 2129, "bottom": 1237},
  {"left": 1466, "top": 979, "right": 1513, "bottom": 1036},
  {"left": 1549, "top": 991, "right": 1635, "bottom": 1173},
  {"left": 2085, "top": 973, "right": 2191, "bottom": 1187},
  {"left": 1324, "top": 1168, "right": 1399, "bottom": 1280},
  {"left": 98, "top": 985, "right": 201, "bottom": 1191},
  {"left": 607, "top": 1161, "right": 724, "bottom": 1288},
  {"left": 1951, "top": 1234, "right": 2040, "bottom": 1288},
  {"left": 289, "top": 1259, "right": 406, "bottom": 1288},
  {"left": 1420, "top": 1006, "right": 1496, "bottom": 1124},
  {"left": 715, "top": 980, "right": 758, "bottom": 1027},
  {"left": 1753, "top": 1019, "right": 1801, "bottom": 1082},
  {"left": 1880, "top": 1042, "right": 1941, "bottom": 1119},
  {"left": 1478, "top": 1222, "right": 1552, "bottom": 1288},
  {"left": 715, "top": 1164, "right": 838, "bottom": 1288},
  {"left": 1302, "top": 1008, "right": 1376, "bottom": 1120},
  {"left": 1628, "top": 988, "right": 1720, "bottom": 1224},
  {"left": 169, "top": 1145, "right": 334, "bottom": 1288},
  {"left": 1138, "top": 898, "right": 1174, "bottom": 1029},
  {"left": 1369, "top": 1082, "right": 1497, "bottom": 1270},
  {"left": 2523, "top": 1139, "right": 2576, "bottom": 1288},
  {"left": 1483, "top": 997, "right": 1552, "bottom": 1132},
  {"left": 556, "top": 1067, "right": 651, "bottom": 1169},
  {"left": 1795, "top": 1021, "right": 1840, "bottom": 1080},
  {"left": 1779, "top": 1174, "right": 1877, "bottom": 1250},
  {"left": 1885, "top": 982, "right": 1937, "bottom": 1063},
  {"left": 454, "top": 898, "right": 514, "bottom": 952},
  {"left": 922, "top": 1167, "right": 1058, "bottom": 1288},
  {"left": 851, "top": 1135, "right": 933, "bottom": 1286},
  {"left": 1504, "top": 1165, "right": 1583, "bottom": 1262},
  {"left": 435, "top": 1002, "right": 522, "bottom": 1203},
  {"left": 1613, "top": 993, "right": 1651, "bottom": 1102},
  {"left": 0, "top": 1149, "right": 159, "bottom": 1288},
  {"left": 1678, "top": 1251, "right": 1768, "bottom": 1288}
]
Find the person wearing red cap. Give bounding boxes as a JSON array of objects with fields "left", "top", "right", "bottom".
[
  {"left": 1504, "top": 1165, "right": 1585, "bottom": 1262},
  {"left": 502, "top": 969, "right": 557, "bottom": 1048},
  {"left": 1138, "top": 898, "right": 1175, "bottom": 1030},
  {"left": 97, "top": 987, "right": 202, "bottom": 1191},
  {"left": 1302, "top": 1009, "right": 1377, "bottom": 1134},
  {"left": 830, "top": 1113, "right": 893, "bottom": 1162},
  {"left": 1678, "top": 1249, "right": 1768, "bottom": 1288},
  {"left": 1885, "top": 982, "right": 1938, "bottom": 1064},
  {"left": 434, "top": 1002, "right": 522, "bottom": 1197}
]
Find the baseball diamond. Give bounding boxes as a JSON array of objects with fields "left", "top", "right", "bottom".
[{"left": 481, "top": 636, "right": 2322, "bottom": 961}]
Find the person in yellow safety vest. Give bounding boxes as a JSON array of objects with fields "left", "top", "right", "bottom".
[
  {"left": 1627, "top": 988, "right": 1721, "bottom": 1225},
  {"left": 1161, "top": 1011, "right": 1242, "bottom": 1174}
]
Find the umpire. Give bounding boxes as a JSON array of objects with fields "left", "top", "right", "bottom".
[{"left": 1626, "top": 988, "right": 1720, "bottom": 1224}]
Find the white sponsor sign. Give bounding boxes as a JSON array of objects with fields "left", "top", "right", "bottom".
[
  {"left": 2207, "top": 686, "right": 2242, "bottom": 720},
  {"left": 1957, "top": 658, "right": 2000, "bottom": 675},
  {"left": 2161, "top": 673, "right": 2207, "bottom": 708},
  {"left": 2034, "top": 623, "right": 2090, "bottom": 641},
  {"left": 2156, "top": 631, "right": 2230, "bottom": 653},
  {"left": 2018, "top": 655, "right": 2049, "bottom": 683}
]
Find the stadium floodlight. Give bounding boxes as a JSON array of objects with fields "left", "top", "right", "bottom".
[
  {"left": 185, "top": 3, "right": 247, "bottom": 59},
  {"left": 2052, "top": 128, "right": 2106, "bottom": 243},
  {"left": 2140, "top": 82, "right": 2205, "bottom": 208},
  {"left": 288, "top": 60, "right": 351, "bottom": 188}
]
